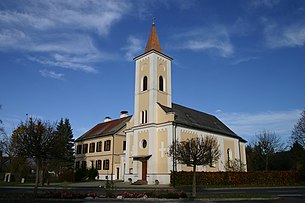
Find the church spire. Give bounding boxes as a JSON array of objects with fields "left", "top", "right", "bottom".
[{"left": 144, "top": 18, "right": 162, "bottom": 53}]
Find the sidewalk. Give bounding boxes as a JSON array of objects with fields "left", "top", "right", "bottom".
[
  {"left": 6, "top": 180, "right": 172, "bottom": 189},
  {"left": 53, "top": 180, "right": 171, "bottom": 189}
]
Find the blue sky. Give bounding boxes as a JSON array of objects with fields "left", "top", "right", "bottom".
[{"left": 0, "top": 0, "right": 304, "bottom": 144}]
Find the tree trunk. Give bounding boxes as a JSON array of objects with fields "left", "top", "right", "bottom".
[
  {"left": 265, "top": 156, "right": 269, "bottom": 171},
  {"left": 34, "top": 163, "right": 39, "bottom": 196},
  {"left": 39, "top": 168, "right": 44, "bottom": 186},
  {"left": 192, "top": 164, "right": 197, "bottom": 198}
]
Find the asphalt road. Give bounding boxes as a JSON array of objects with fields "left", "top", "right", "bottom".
[{"left": 0, "top": 186, "right": 304, "bottom": 202}]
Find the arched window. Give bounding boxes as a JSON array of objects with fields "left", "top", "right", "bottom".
[
  {"left": 159, "top": 76, "right": 164, "bottom": 91},
  {"left": 142, "top": 76, "right": 148, "bottom": 91},
  {"left": 227, "top": 148, "right": 232, "bottom": 168},
  {"left": 141, "top": 110, "right": 148, "bottom": 124}
]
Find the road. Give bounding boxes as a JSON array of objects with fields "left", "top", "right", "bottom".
[{"left": 0, "top": 186, "right": 304, "bottom": 202}]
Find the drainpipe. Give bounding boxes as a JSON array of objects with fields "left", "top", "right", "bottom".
[
  {"left": 172, "top": 121, "right": 177, "bottom": 188},
  {"left": 111, "top": 134, "right": 114, "bottom": 182},
  {"left": 238, "top": 140, "right": 242, "bottom": 170}
]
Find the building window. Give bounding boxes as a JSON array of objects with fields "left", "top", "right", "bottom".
[
  {"left": 141, "top": 111, "right": 144, "bottom": 124},
  {"left": 227, "top": 148, "right": 233, "bottom": 168},
  {"left": 76, "top": 145, "right": 82, "bottom": 154},
  {"left": 159, "top": 76, "right": 164, "bottom": 91},
  {"left": 142, "top": 76, "right": 148, "bottom": 91},
  {"left": 82, "top": 144, "right": 88, "bottom": 154},
  {"left": 75, "top": 161, "right": 80, "bottom": 169},
  {"left": 96, "top": 160, "right": 102, "bottom": 170},
  {"left": 142, "top": 139, "right": 147, "bottom": 149},
  {"left": 81, "top": 161, "right": 87, "bottom": 169},
  {"left": 104, "top": 140, "right": 111, "bottom": 151},
  {"left": 141, "top": 110, "right": 148, "bottom": 124},
  {"left": 96, "top": 141, "right": 102, "bottom": 152},
  {"left": 123, "top": 141, "right": 126, "bottom": 151},
  {"left": 209, "top": 148, "right": 216, "bottom": 167},
  {"left": 89, "top": 143, "right": 95, "bottom": 153},
  {"left": 103, "top": 159, "right": 110, "bottom": 170}
]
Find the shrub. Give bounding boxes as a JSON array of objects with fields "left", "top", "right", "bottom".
[
  {"left": 87, "top": 167, "right": 98, "bottom": 180},
  {"left": 171, "top": 171, "right": 305, "bottom": 186},
  {"left": 74, "top": 168, "right": 86, "bottom": 182},
  {"left": 58, "top": 169, "right": 75, "bottom": 182}
]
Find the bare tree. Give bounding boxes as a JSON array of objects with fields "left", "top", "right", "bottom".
[
  {"left": 292, "top": 110, "right": 305, "bottom": 148},
  {"left": 0, "top": 105, "right": 8, "bottom": 159},
  {"left": 254, "top": 130, "right": 284, "bottom": 171},
  {"left": 11, "top": 118, "right": 57, "bottom": 194},
  {"left": 168, "top": 136, "right": 220, "bottom": 197}
]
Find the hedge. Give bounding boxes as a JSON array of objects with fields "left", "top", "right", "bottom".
[{"left": 171, "top": 171, "right": 305, "bottom": 186}]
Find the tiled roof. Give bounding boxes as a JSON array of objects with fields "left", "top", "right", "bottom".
[
  {"left": 145, "top": 23, "right": 162, "bottom": 53},
  {"left": 75, "top": 116, "right": 132, "bottom": 141},
  {"left": 159, "top": 103, "right": 246, "bottom": 143}
]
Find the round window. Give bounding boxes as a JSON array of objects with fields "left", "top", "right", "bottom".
[{"left": 142, "top": 139, "right": 147, "bottom": 148}]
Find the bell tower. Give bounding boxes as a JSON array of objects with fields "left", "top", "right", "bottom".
[{"left": 133, "top": 21, "right": 172, "bottom": 126}]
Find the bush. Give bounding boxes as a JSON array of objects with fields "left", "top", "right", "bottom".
[
  {"left": 74, "top": 167, "right": 98, "bottom": 182},
  {"left": 58, "top": 169, "right": 75, "bottom": 182},
  {"left": 171, "top": 171, "right": 305, "bottom": 186},
  {"left": 74, "top": 168, "right": 87, "bottom": 182},
  {"left": 87, "top": 168, "right": 98, "bottom": 180}
]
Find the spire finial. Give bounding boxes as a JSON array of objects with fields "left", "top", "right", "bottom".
[{"left": 152, "top": 16, "right": 155, "bottom": 25}]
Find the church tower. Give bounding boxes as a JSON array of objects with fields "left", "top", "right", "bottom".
[
  {"left": 124, "top": 21, "right": 175, "bottom": 184},
  {"left": 123, "top": 20, "right": 247, "bottom": 185},
  {"left": 133, "top": 21, "right": 172, "bottom": 126}
]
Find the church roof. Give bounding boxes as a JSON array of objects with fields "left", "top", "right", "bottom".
[
  {"left": 159, "top": 103, "right": 246, "bottom": 143},
  {"left": 145, "top": 22, "right": 162, "bottom": 53},
  {"left": 75, "top": 116, "right": 132, "bottom": 141}
]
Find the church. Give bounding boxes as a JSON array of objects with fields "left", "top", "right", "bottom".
[{"left": 74, "top": 22, "right": 247, "bottom": 185}]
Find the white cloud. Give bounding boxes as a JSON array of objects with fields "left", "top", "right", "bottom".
[
  {"left": 216, "top": 109, "right": 302, "bottom": 143},
  {"left": 0, "top": 0, "right": 131, "bottom": 74},
  {"left": 29, "top": 56, "right": 98, "bottom": 74},
  {"left": 0, "top": 1, "right": 131, "bottom": 35},
  {"left": 0, "top": 29, "right": 28, "bottom": 48},
  {"left": 263, "top": 19, "right": 305, "bottom": 48},
  {"left": 39, "top": 69, "right": 64, "bottom": 80},
  {"left": 172, "top": 25, "right": 234, "bottom": 57},
  {"left": 122, "top": 36, "right": 144, "bottom": 61},
  {"left": 231, "top": 57, "right": 259, "bottom": 65}
]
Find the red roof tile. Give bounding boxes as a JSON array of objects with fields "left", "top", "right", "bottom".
[
  {"left": 145, "top": 23, "right": 162, "bottom": 53},
  {"left": 76, "top": 116, "right": 132, "bottom": 141}
]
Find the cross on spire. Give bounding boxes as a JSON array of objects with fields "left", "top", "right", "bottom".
[{"left": 152, "top": 16, "right": 155, "bottom": 25}]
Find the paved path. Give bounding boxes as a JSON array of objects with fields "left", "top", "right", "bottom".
[{"left": 1, "top": 181, "right": 305, "bottom": 202}]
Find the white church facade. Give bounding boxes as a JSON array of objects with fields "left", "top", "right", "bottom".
[{"left": 75, "top": 22, "right": 247, "bottom": 185}]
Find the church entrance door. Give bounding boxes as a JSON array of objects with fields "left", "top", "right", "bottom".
[
  {"left": 132, "top": 155, "right": 151, "bottom": 185},
  {"left": 141, "top": 160, "right": 147, "bottom": 181}
]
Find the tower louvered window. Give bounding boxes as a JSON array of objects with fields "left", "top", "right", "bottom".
[
  {"left": 159, "top": 76, "right": 164, "bottom": 91},
  {"left": 142, "top": 76, "right": 148, "bottom": 91}
]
